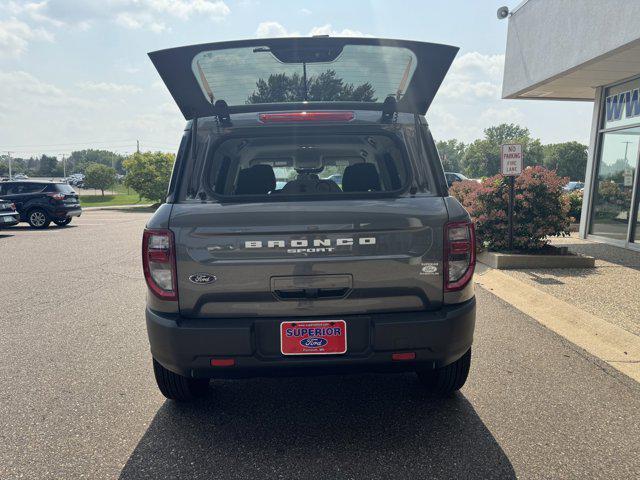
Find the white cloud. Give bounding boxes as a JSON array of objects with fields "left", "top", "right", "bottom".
[
  {"left": 0, "top": 71, "right": 96, "bottom": 110},
  {"left": 77, "top": 82, "right": 143, "bottom": 94},
  {"left": 255, "top": 21, "right": 368, "bottom": 38},
  {"left": 440, "top": 80, "right": 501, "bottom": 100},
  {"left": 2, "top": 0, "right": 230, "bottom": 36},
  {"left": 145, "top": 0, "right": 230, "bottom": 21},
  {"left": 114, "top": 12, "right": 168, "bottom": 32},
  {"left": 255, "top": 21, "right": 298, "bottom": 38},
  {"left": 438, "top": 52, "right": 505, "bottom": 102},
  {"left": 300, "top": 8, "right": 312, "bottom": 15},
  {"left": 0, "top": 70, "right": 183, "bottom": 157},
  {"left": 428, "top": 52, "right": 523, "bottom": 142},
  {"left": 0, "top": 17, "right": 54, "bottom": 57},
  {"left": 478, "top": 106, "right": 525, "bottom": 125},
  {"left": 308, "top": 24, "right": 369, "bottom": 37}
]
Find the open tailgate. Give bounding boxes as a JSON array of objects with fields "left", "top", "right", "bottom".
[{"left": 149, "top": 37, "right": 458, "bottom": 119}]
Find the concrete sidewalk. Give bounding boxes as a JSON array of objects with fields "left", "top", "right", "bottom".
[
  {"left": 500, "top": 233, "right": 640, "bottom": 337},
  {"left": 475, "top": 233, "right": 640, "bottom": 383}
]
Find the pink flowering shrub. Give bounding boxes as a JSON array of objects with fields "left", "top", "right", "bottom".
[{"left": 449, "top": 166, "right": 571, "bottom": 251}]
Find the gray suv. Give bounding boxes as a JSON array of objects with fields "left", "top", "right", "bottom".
[{"left": 144, "top": 37, "right": 476, "bottom": 401}]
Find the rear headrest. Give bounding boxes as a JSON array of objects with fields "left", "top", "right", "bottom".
[
  {"left": 235, "top": 164, "right": 276, "bottom": 195},
  {"left": 342, "top": 163, "right": 381, "bottom": 192}
]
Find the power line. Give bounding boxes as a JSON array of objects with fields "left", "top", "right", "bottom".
[
  {"left": 0, "top": 139, "right": 139, "bottom": 148},
  {"left": 0, "top": 138, "right": 179, "bottom": 149}
]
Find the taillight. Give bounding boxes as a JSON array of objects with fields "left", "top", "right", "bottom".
[
  {"left": 444, "top": 221, "right": 476, "bottom": 292},
  {"left": 49, "top": 193, "right": 65, "bottom": 201},
  {"left": 142, "top": 229, "right": 178, "bottom": 301},
  {"left": 258, "top": 111, "right": 355, "bottom": 123}
]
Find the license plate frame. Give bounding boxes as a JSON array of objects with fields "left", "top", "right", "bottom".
[{"left": 280, "top": 320, "right": 347, "bottom": 356}]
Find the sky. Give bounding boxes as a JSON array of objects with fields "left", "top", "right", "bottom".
[{"left": 0, "top": 0, "right": 594, "bottom": 159}]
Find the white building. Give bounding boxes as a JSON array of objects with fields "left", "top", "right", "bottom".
[{"left": 502, "top": 0, "right": 640, "bottom": 251}]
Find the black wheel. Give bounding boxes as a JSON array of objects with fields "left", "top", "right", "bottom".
[
  {"left": 416, "top": 348, "right": 471, "bottom": 396},
  {"left": 53, "top": 218, "right": 72, "bottom": 227},
  {"left": 152, "top": 358, "right": 209, "bottom": 401},
  {"left": 27, "top": 208, "right": 51, "bottom": 229}
]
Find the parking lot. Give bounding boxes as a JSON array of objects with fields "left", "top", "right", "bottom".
[{"left": 1, "top": 209, "right": 639, "bottom": 479}]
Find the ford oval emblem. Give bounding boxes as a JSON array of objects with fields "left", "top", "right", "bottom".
[
  {"left": 189, "top": 273, "right": 217, "bottom": 285},
  {"left": 300, "top": 337, "right": 328, "bottom": 348}
]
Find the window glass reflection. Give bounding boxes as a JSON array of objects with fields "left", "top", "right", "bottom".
[{"left": 590, "top": 128, "right": 639, "bottom": 241}]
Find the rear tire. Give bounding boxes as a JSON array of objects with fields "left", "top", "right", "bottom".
[
  {"left": 27, "top": 208, "right": 51, "bottom": 229},
  {"left": 53, "top": 218, "right": 72, "bottom": 227},
  {"left": 416, "top": 348, "right": 471, "bottom": 396},
  {"left": 152, "top": 358, "right": 209, "bottom": 401}
]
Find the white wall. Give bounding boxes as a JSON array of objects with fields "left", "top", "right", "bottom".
[{"left": 503, "top": 0, "right": 640, "bottom": 99}]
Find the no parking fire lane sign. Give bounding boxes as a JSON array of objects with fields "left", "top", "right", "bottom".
[{"left": 501, "top": 144, "right": 523, "bottom": 176}]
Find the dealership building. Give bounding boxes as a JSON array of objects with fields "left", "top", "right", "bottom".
[{"left": 502, "top": 0, "right": 640, "bottom": 251}]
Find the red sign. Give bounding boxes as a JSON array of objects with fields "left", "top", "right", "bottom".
[{"left": 280, "top": 320, "right": 347, "bottom": 355}]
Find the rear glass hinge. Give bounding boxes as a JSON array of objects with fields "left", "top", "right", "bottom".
[
  {"left": 381, "top": 96, "right": 398, "bottom": 124},
  {"left": 213, "top": 99, "right": 232, "bottom": 127}
]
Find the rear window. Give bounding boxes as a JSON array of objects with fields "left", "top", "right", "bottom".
[
  {"left": 182, "top": 133, "right": 410, "bottom": 201},
  {"left": 51, "top": 184, "right": 76, "bottom": 194},
  {"left": 0, "top": 182, "right": 46, "bottom": 195},
  {"left": 192, "top": 45, "right": 417, "bottom": 106}
]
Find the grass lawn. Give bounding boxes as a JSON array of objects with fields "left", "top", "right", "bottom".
[{"left": 79, "top": 193, "right": 150, "bottom": 207}]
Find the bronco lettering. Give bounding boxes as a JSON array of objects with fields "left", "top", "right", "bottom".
[{"left": 244, "top": 237, "right": 376, "bottom": 249}]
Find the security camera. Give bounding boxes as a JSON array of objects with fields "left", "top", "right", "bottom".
[{"left": 497, "top": 6, "right": 510, "bottom": 19}]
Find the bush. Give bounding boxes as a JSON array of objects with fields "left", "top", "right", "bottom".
[
  {"left": 84, "top": 163, "right": 116, "bottom": 197},
  {"left": 448, "top": 180, "right": 482, "bottom": 206},
  {"left": 123, "top": 151, "right": 175, "bottom": 204},
  {"left": 450, "top": 166, "right": 571, "bottom": 251},
  {"left": 565, "top": 190, "right": 583, "bottom": 223}
]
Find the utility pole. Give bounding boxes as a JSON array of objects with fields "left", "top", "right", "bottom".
[
  {"left": 136, "top": 140, "right": 140, "bottom": 153},
  {"left": 62, "top": 154, "right": 66, "bottom": 178},
  {"left": 6, "top": 151, "right": 12, "bottom": 180}
]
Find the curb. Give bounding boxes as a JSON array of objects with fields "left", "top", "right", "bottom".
[
  {"left": 478, "top": 250, "right": 595, "bottom": 269},
  {"left": 475, "top": 264, "right": 640, "bottom": 383},
  {"left": 82, "top": 204, "right": 154, "bottom": 211}
]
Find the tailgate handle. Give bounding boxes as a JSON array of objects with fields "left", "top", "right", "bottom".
[
  {"left": 274, "top": 287, "right": 350, "bottom": 300},
  {"left": 271, "top": 275, "right": 352, "bottom": 301}
]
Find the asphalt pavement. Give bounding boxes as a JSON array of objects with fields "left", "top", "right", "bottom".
[{"left": 0, "top": 210, "right": 639, "bottom": 479}]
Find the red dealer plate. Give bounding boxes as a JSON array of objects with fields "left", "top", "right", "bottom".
[{"left": 280, "top": 320, "right": 347, "bottom": 355}]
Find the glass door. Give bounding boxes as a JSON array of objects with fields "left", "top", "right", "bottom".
[{"left": 590, "top": 127, "right": 639, "bottom": 241}]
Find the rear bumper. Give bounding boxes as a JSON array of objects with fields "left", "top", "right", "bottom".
[
  {"left": 146, "top": 298, "right": 476, "bottom": 378},
  {"left": 53, "top": 206, "right": 82, "bottom": 219},
  {"left": 0, "top": 212, "right": 19, "bottom": 226}
]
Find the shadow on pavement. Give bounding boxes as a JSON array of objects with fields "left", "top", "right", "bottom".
[
  {"left": 4, "top": 224, "right": 78, "bottom": 231},
  {"left": 94, "top": 207, "right": 157, "bottom": 214},
  {"left": 523, "top": 268, "right": 597, "bottom": 284},
  {"left": 120, "top": 374, "right": 515, "bottom": 480}
]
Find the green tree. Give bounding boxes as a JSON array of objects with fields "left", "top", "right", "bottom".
[
  {"left": 123, "top": 151, "right": 175, "bottom": 204},
  {"left": 38, "top": 155, "right": 59, "bottom": 176},
  {"left": 67, "top": 149, "right": 125, "bottom": 174},
  {"left": 247, "top": 69, "right": 377, "bottom": 104},
  {"left": 461, "top": 123, "right": 543, "bottom": 178},
  {"left": 543, "top": 141, "right": 588, "bottom": 181},
  {"left": 85, "top": 163, "right": 116, "bottom": 197},
  {"left": 436, "top": 139, "right": 466, "bottom": 172}
]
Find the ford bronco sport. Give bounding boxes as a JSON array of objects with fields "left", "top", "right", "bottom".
[{"left": 144, "top": 37, "right": 476, "bottom": 401}]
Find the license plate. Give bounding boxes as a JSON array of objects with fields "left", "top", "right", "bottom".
[
  {"left": 280, "top": 320, "right": 347, "bottom": 355},
  {"left": 1, "top": 215, "right": 15, "bottom": 223}
]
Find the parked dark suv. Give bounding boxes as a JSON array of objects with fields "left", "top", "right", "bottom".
[
  {"left": 0, "top": 181, "right": 81, "bottom": 228},
  {"left": 0, "top": 199, "right": 19, "bottom": 227},
  {"left": 144, "top": 37, "right": 476, "bottom": 401}
]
